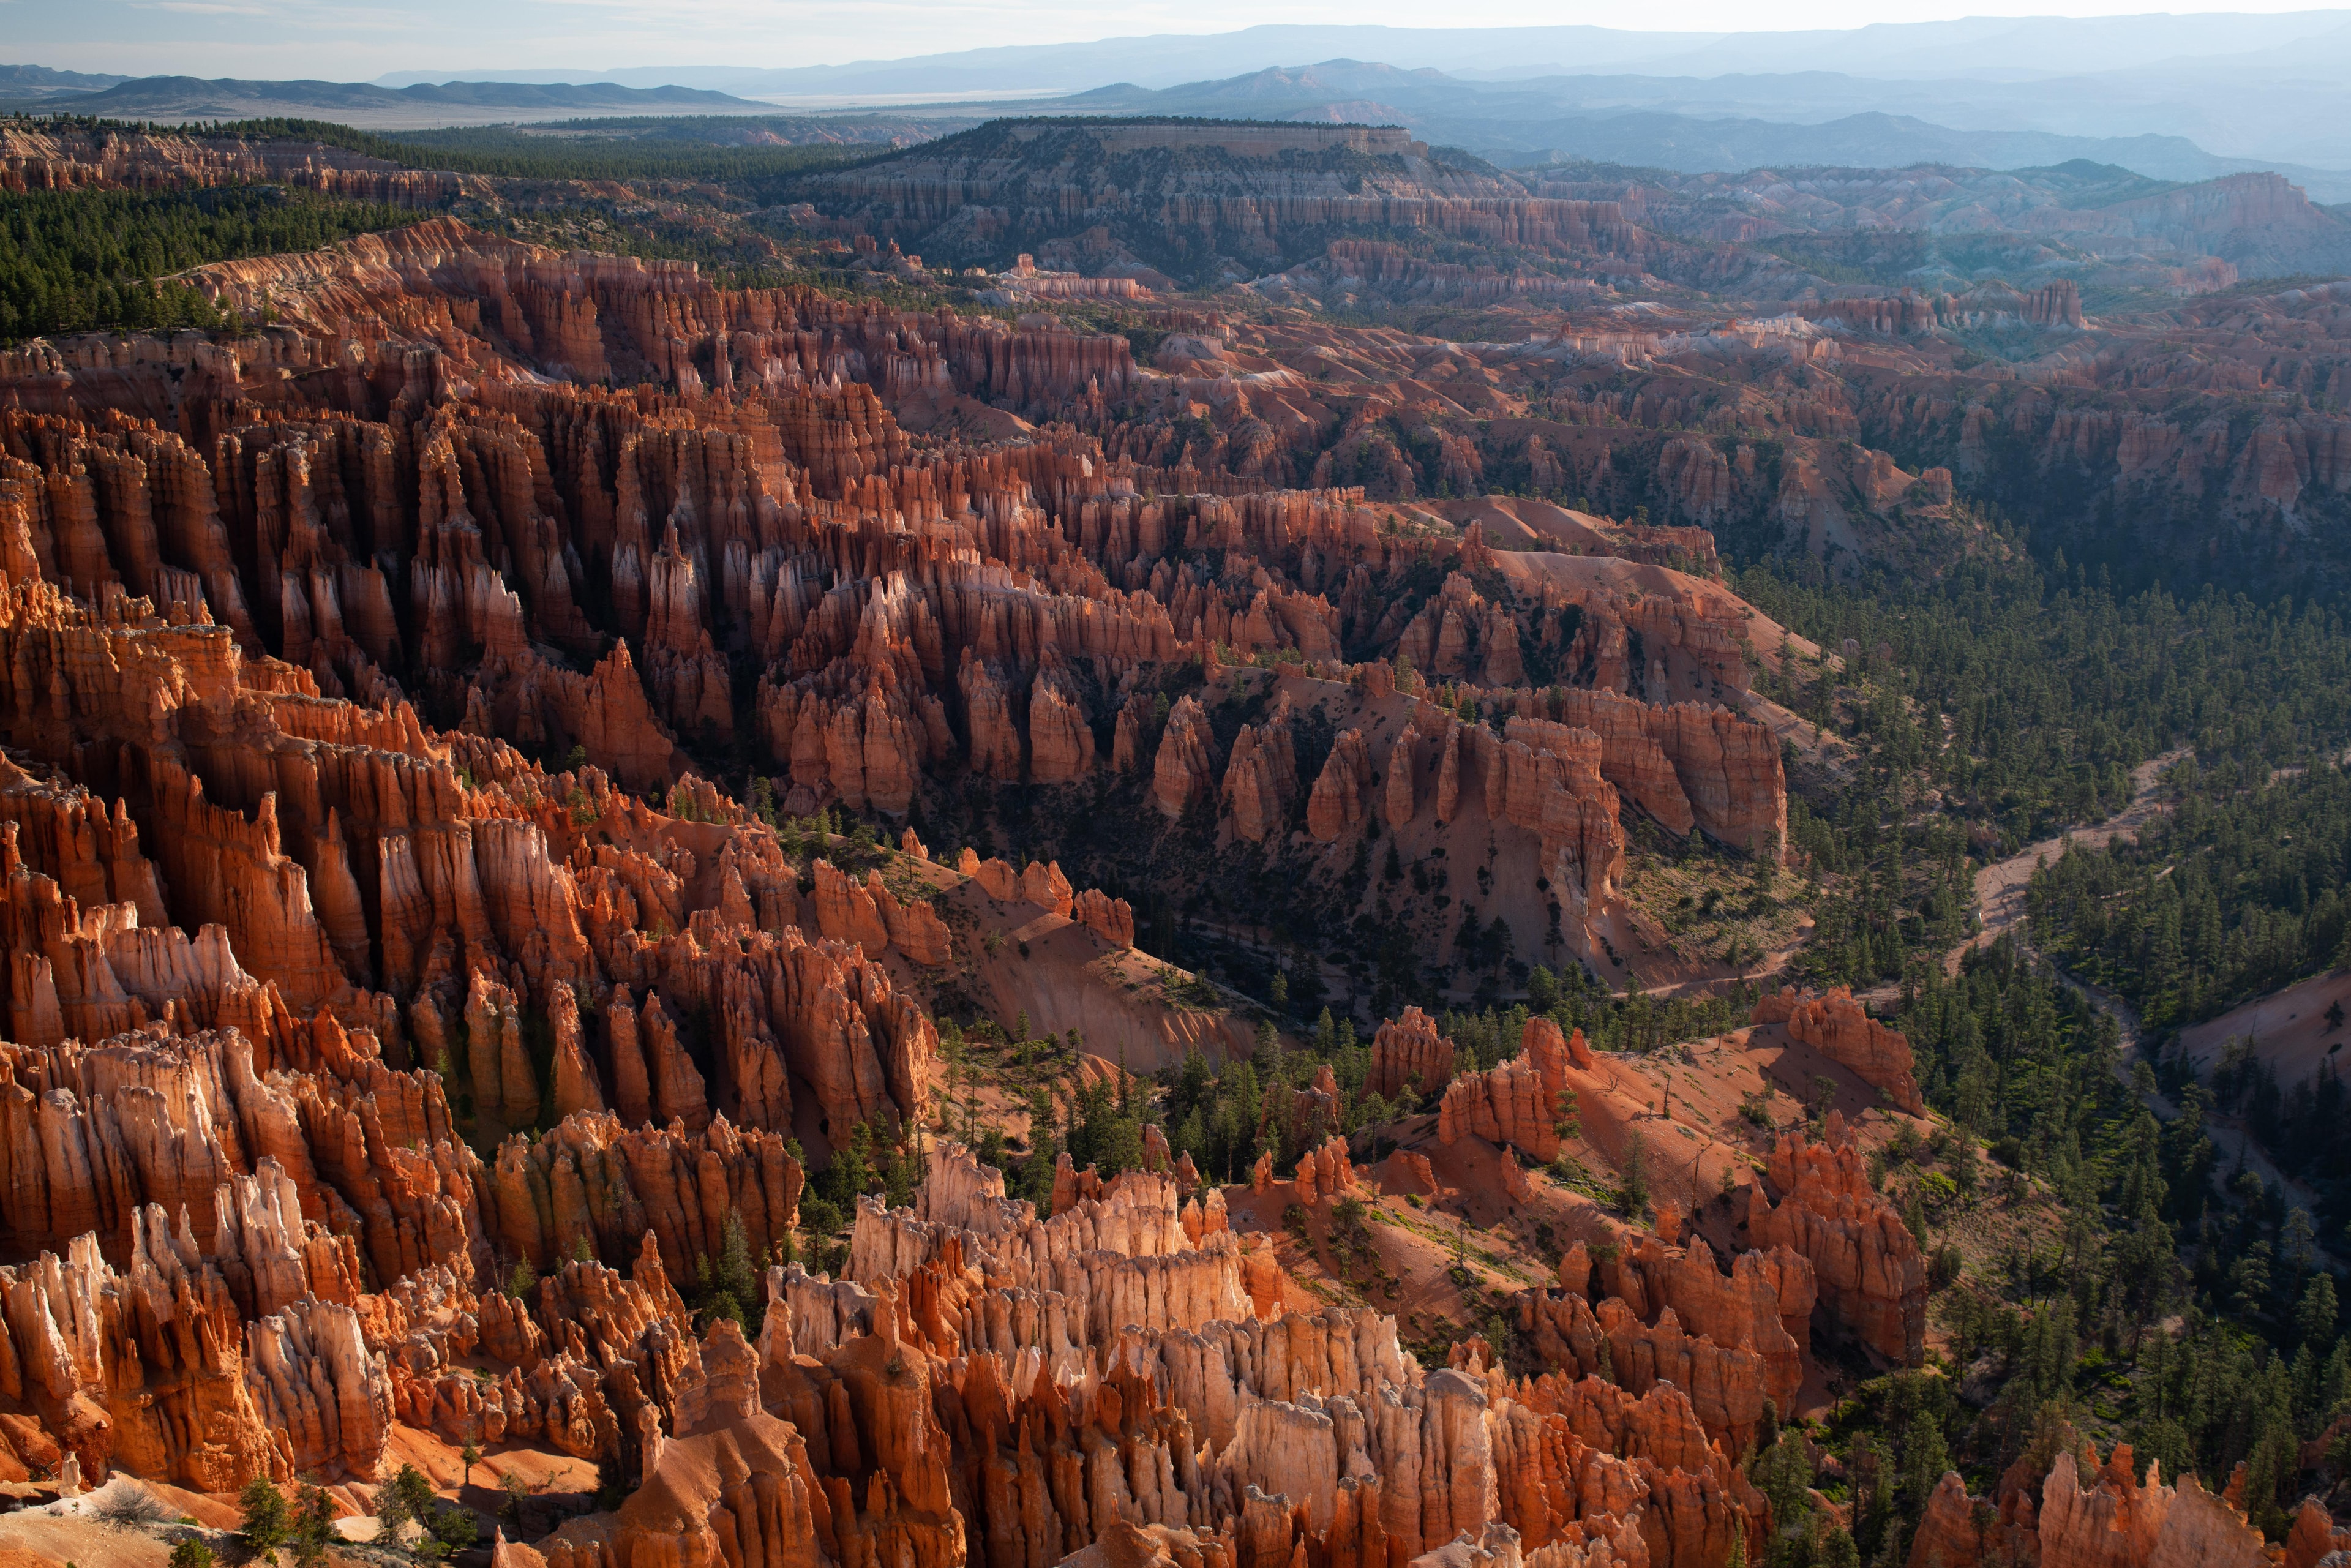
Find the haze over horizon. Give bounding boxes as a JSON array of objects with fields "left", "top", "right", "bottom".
[
  {"left": 18, "top": 9, "right": 2351, "bottom": 181},
  {"left": 14, "top": 1, "right": 2351, "bottom": 80}
]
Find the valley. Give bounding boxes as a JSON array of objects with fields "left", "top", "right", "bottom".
[{"left": 0, "top": 103, "right": 2343, "bottom": 1568}]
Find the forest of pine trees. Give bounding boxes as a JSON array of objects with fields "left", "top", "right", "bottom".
[
  {"left": 2030, "top": 756, "right": 2351, "bottom": 1027},
  {"left": 1741, "top": 555, "right": 2351, "bottom": 847},
  {"left": 201, "top": 116, "right": 884, "bottom": 186},
  {"left": 0, "top": 182, "right": 429, "bottom": 340},
  {"left": 1896, "top": 940, "right": 2349, "bottom": 1538}
]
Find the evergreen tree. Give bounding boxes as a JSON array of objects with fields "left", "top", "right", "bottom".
[{"left": 239, "top": 1477, "right": 290, "bottom": 1563}]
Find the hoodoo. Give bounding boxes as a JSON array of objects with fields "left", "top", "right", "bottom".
[{"left": 0, "top": 75, "right": 2336, "bottom": 1568}]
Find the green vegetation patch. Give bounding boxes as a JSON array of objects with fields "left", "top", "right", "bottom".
[
  {"left": 0, "top": 181, "right": 428, "bottom": 340},
  {"left": 205, "top": 116, "right": 893, "bottom": 187}
]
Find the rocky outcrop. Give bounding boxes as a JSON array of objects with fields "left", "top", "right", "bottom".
[
  {"left": 0, "top": 1218, "right": 281, "bottom": 1489},
  {"left": 1909, "top": 1438, "right": 2271, "bottom": 1568},
  {"left": 1292, "top": 1135, "right": 1358, "bottom": 1205},
  {"left": 2285, "top": 1499, "right": 2351, "bottom": 1568},
  {"left": 1306, "top": 729, "right": 1374, "bottom": 841},
  {"left": 961, "top": 649, "right": 1021, "bottom": 782},
  {"left": 636, "top": 991, "right": 710, "bottom": 1134},
  {"left": 549, "top": 982, "right": 607, "bottom": 1120},
  {"left": 1544, "top": 689, "right": 1785, "bottom": 863},
  {"left": 1750, "top": 986, "right": 1925, "bottom": 1115},
  {"left": 1028, "top": 671, "right": 1096, "bottom": 783},
  {"left": 1394, "top": 576, "right": 1526, "bottom": 689},
  {"left": 1472, "top": 721, "right": 1627, "bottom": 910},
  {"left": 1018, "top": 858, "right": 1074, "bottom": 917},
  {"left": 0, "top": 123, "right": 467, "bottom": 206},
  {"left": 1438, "top": 1017, "right": 1582, "bottom": 1165},
  {"left": 1223, "top": 698, "right": 1297, "bottom": 844},
  {"left": 1745, "top": 1117, "right": 1925, "bottom": 1367},
  {"left": 246, "top": 1296, "right": 395, "bottom": 1480},
  {"left": 1155, "top": 695, "right": 1219, "bottom": 817},
  {"left": 540, "top": 1409, "right": 830, "bottom": 1568},
  {"left": 1518, "top": 1225, "right": 1812, "bottom": 1454},
  {"left": 1368, "top": 1006, "right": 1455, "bottom": 1103},
  {"left": 486, "top": 1112, "right": 803, "bottom": 1281},
  {"left": 1074, "top": 887, "right": 1137, "bottom": 948},
  {"left": 813, "top": 858, "right": 951, "bottom": 966},
  {"left": 466, "top": 969, "right": 544, "bottom": 1130},
  {"left": 1059, "top": 1517, "right": 1235, "bottom": 1568},
  {"left": 7, "top": 156, "right": 2296, "bottom": 1568},
  {"left": 1381, "top": 726, "right": 1423, "bottom": 829},
  {"left": 1907, "top": 1471, "right": 1990, "bottom": 1568}
]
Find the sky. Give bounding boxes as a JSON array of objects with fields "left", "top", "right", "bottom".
[{"left": 10, "top": 0, "right": 2349, "bottom": 81}]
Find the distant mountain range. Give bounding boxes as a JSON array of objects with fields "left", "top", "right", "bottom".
[
  {"left": 1029, "top": 61, "right": 2351, "bottom": 200},
  {"left": 373, "top": 15, "right": 2351, "bottom": 95},
  {"left": 370, "top": 14, "right": 2351, "bottom": 176},
  {"left": 0, "top": 72, "right": 770, "bottom": 125},
  {"left": 0, "top": 65, "right": 129, "bottom": 98},
  {"left": 15, "top": 13, "right": 2351, "bottom": 196}
]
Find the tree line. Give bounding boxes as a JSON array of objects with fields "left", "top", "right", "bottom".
[
  {"left": 0, "top": 181, "right": 426, "bottom": 340},
  {"left": 201, "top": 116, "right": 888, "bottom": 189}
]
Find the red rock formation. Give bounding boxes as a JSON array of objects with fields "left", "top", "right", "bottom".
[
  {"left": 1018, "top": 858, "right": 1075, "bottom": 917},
  {"left": 1367, "top": 1006, "right": 1455, "bottom": 1103},
  {"left": 1907, "top": 1471, "right": 1988, "bottom": 1568},
  {"left": 1474, "top": 720, "right": 1627, "bottom": 911},
  {"left": 1395, "top": 576, "right": 1528, "bottom": 689},
  {"left": 1518, "top": 1255, "right": 1807, "bottom": 1457},
  {"left": 638, "top": 991, "right": 711, "bottom": 1134},
  {"left": 0, "top": 1218, "right": 285, "bottom": 1488},
  {"left": 1305, "top": 729, "right": 1373, "bottom": 841},
  {"left": 2285, "top": 1498, "right": 2351, "bottom": 1568},
  {"left": 1750, "top": 986, "right": 1925, "bottom": 1115},
  {"left": 876, "top": 877, "right": 953, "bottom": 966},
  {"left": 549, "top": 981, "right": 606, "bottom": 1120},
  {"left": 9, "top": 165, "right": 2285, "bottom": 1568},
  {"left": 1027, "top": 665, "right": 1095, "bottom": 784},
  {"left": 1381, "top": 725, "right": 1422, "bottom": 829},
  {"left": 1745, "top": 1117, "right": 1926, "bottom": 1366},
  {"left": 960, "top": 648, "right": 1021, "bottom": 782},
  {"left": 1074, "top": 887, "right": 1137, "bottom": 948},
  {"left": 1154, "top": 695, "right": 1218, "bottom": 817},
  {"left": 488, "top": 1112, "right": 802, "bottom": 1280},
  {"left": 1223, "top": 696, "right": 1297, "bottom": 844},
  {"left": 1910, "top": 1437, "right": 2273, "bottom": 1568},
  {"left": 1292, "top": 1135, "right": 1357, "bottom": 1205},
  {"left": 541, "top": 1409, "right": 831, "bottom": 1568},
  {"left": 1438, "top": 1017, "right": 1581, "bottom": 1164},
  {"left": 247, "top": 1295, "right": 396, "bottom": 1480},
  {"left": 466, "top": 969, "right": 545, "bottom": 1130},
  {"left": 812, "top": 857, "right": 892, "bottom": 952},
  {"left": 0, "top": 123, "right": 467, "bottom": 206},
  {"left": 1542, "top": 689, "right": 1786, "bottom": 861}
]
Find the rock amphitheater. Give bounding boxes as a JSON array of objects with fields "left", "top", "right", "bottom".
[{"left": 0, "top": 164, "right": 2330, "bottom": 1568}]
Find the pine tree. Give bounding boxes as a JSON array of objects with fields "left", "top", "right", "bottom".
[
  {"left": 291, "top": 1487, "right": 337, "bottom": 1568},
  {"left": 239, "top": 1477, "right": 290, "bottom": 1562}
]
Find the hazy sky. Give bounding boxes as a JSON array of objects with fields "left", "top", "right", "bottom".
[{"left": 12, "top": 0, "right": 2346, "bottom": 80}]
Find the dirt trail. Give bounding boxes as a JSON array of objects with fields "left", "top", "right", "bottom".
[
  {"left": 1957, "top": 748, "right": 2189, "bottom": 967},
  {"left": 1952, "top": 749, "right": 2323, "bottom": 1217}
]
